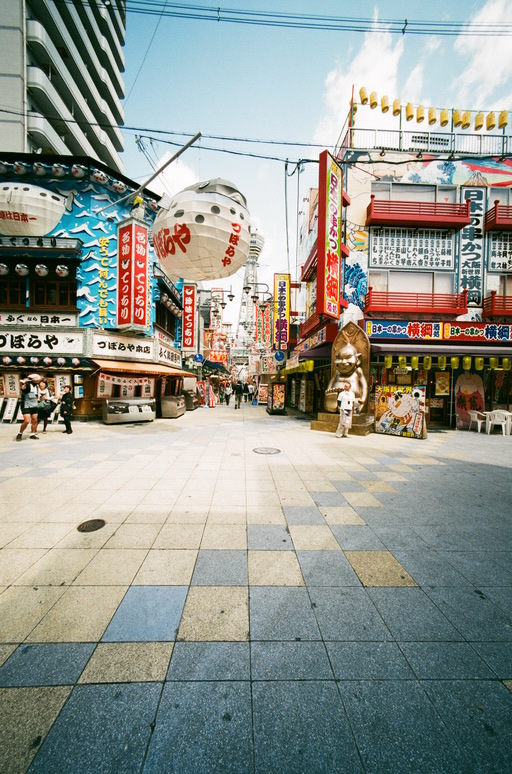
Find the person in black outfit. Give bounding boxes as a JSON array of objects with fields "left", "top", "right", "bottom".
[
  {"left": 243, "top": 382, "right": 249, "bottom": 402},
  {"left": 59, "top": 384, "right": 74, "bottom": 434},
  {"left": 234, "top": 381, "right": 243, "bottom": 409}
]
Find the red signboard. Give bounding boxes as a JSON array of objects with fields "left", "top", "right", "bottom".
[
  {"left": 273, "top": 273, "right": 290, "bottom": 350},
  {"left": 182, "top": 284, "right": 196, "bottom": 350},
  {"left": 116, "top": 219, "right": 149, "bottom": 330},
  {"left": 316, "top": 150, "right": 342, "bottom": 320}
]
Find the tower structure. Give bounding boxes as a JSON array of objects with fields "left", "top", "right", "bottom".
[
  {"left": 0, "top": 0, "right": 126, "bottom": 172},
  {"left": 237, "top": 229, "right": 265, "bottom": 341}
]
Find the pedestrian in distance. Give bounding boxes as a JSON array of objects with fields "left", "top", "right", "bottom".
[
  {"left": 243, "top": 381, "right": 249, "bottom": 402},
  {"left": 248, "top": 382, "right": 255, "bottom": 403},
  {"left": 16, "top": 373, "right": 41, "bottom": 441},
  {"left": 37, "top": 379, "right": 55, "bottom": 434},
  {"left": 234, "top": 380, "right": 243, "bottom": 409},
  {"left": 224, "top": 382, "right": 232, "bottom": 406},
  {"left": 335, "top": 382, "right": 355, "bottom": 438},
  {"left": 59, "top": 384, "right": 75, "bottom": 434}
]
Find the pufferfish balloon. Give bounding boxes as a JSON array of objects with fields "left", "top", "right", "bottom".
[{"left": 152, "top": 179, "right": 251, "bottom": 281}]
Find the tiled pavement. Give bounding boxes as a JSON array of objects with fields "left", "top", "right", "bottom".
[{"left": 0, "top": 404, "right": 511, "bottom": 773}]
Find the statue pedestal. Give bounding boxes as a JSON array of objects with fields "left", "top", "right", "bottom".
[{"left": 311, "top": 412, "right": 374, "bottom": 436}]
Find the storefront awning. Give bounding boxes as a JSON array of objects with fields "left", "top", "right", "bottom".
[
  {"left": 202, "top": 359, "right": 229, "bottom": 374},
  {"left": 92, "top": 359, "right": 190, "bottom": 377},
  {"left": 370, "top": 343, "right": 512, "bottom": 356}
]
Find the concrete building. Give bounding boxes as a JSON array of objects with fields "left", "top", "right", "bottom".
[
  {"left": 0, "top": 0, "right": 125, "bottom": 172},
  {"left": 291, "top": 107, "right": 512, "bottom": 431}
]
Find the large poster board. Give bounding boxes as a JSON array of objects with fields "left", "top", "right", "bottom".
[{"left": 375, "top": 385, "right": 426, "bottom": 438}]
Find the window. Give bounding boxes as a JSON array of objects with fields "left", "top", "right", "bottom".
[
  {"left": 0, "top": 278, "right": 24, "bottom": 306},
  {"left": 155, "top": 302, "right": 177, "bottom": 338},
  {"left": 31, "top": 278, "right": 77, "bottom": 307}
]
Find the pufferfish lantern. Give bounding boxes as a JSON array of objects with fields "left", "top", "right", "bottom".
[{"left": 152, "top": 179, "right": 251, "bottom": 281}]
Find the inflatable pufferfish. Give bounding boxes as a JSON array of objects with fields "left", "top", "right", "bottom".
[{"left": 152, "top": 179, "right": 251, "bottom": 281}]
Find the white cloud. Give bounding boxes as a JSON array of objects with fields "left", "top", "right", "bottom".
[
  {"left": 402, "top": 63, "right": 424, "bottom": 106},
  {"left": 453, "top": 0, "right": 512, "bottom": 108},
  {"left": 314, "top": 14, "right": 405, "bottom": 145},
  {"left": 146, "top": 154, "right": 198, "bottom": 198}
]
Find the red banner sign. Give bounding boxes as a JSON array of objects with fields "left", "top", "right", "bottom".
[
  {"left": 116, "top": 219, "right": 149, "bottom": 330},
  {"left": 182, "top": 284, "right": 196, "bottom": 350},
  {"left": 316, "top": 150, "right": 342, "bottom": 320}
]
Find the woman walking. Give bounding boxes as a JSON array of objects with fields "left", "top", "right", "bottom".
[
  {"left": 16, "top": 374, "right": 41, "bottom": 441},
  {"left": 37, "top": 379, "right": 54, "bottom": 434}
]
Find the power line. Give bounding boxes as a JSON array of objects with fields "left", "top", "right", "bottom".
[{"left": 60, "top": 1, "right": 512, "bottom": 37}]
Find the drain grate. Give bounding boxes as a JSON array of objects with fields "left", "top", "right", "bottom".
[
  {"left": 77, "top": 519, "right": 106, "bottom": 533},
  {"left": 253, "top": 447, "right": 281, "bottom": 455}
]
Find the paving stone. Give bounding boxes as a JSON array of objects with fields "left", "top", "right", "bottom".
[
  {"left": 0, "top": 643, "right": 95, "bottom": 687},
  {"left": 250, "top": 587, "right": 321, "bottom": 641},
  {"left": 309, "top": 587, "right": 392, "bottom": 641},
  {"left": 399, "top": 642, "right": 494, "bottom": 679},
  {"left": 251, "top": 641, "right": 333, "bottom": 680},
  {"left": 368, "top": 588, "right": 463, "bottom": 642},
  {"left": 282, "top": 506, "right": 325, "bottom": 525},
  {"left": 247, "top": 525, "right": 293, "bottom": 550},
  {"left": 344, "top": 550, "right": 417, "bottom": 587},
  {"left": 79, "top": 643, "right": 173, "bottom": 683},
  {"left": 167, "top": 642, "right": 250, "bottom": 681},
  {"left": 297, "top": 550, "right": 361, "bottom": 586},
  {"left": 327, "top": 641, "right": 414, "bottom": 680},
  {"left": 248, "top": 550, "right": 304, "bottom": 586},
  {"left": 102, "top": 586, "right": 188, "bottom": 642},
  {"left": 177, "top": 586, "right": 249, "bottom": 641},
  {"left": 192, "top": 549, "right": 248, "bottom": 585}
]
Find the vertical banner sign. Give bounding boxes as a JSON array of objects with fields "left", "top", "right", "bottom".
[
  {"left": 316, "top": 150, "right": 342, "bottom": 319},
  {"left": 117, "top": 222, "right": 133, "bottom": 328},
  {"left": 210, "top": 289, "right": 224, "bottom": 329},
  {"left": 263, "top": 303, "right": 272, "bottom": 348},
  {"left": 459, "top": 188, "right": 486, "bottom": 306},
  {"left": 182, "top": 284, "right": 196, "bottom": 351},
  {"left": 273, "top": 273, "right": 290, "bottom": 350},
  {"left": 116, "top": 219, "right": 149, "bottom": 330},
  {"left": 132, "top": 222, "right": 149, "bottom": 330}
]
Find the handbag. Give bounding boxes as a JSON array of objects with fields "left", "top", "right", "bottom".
[{"left": 38, "top": 399, "right": 52, "bottom": 411}]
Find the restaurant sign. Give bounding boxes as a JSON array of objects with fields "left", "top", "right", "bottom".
[{"left": 365, "top": 319, "right": 512, "bottom": 342}]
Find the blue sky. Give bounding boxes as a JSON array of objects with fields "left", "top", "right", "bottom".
[{"left": 120, "top": 0, "right": 512, "bottom": 323}]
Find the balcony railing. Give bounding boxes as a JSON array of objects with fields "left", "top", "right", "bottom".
[
  {"left": 364, "top": 287, "right": 468, "bottom": 316},
  {"left": 366, "top": 195, "right": 471, "bottom": 229},
  {"left": 482, "top": 291, "right": 512, "bottom": 319},
  {"left": 484, "top": 201, "right": 512, "bottom": 231}
]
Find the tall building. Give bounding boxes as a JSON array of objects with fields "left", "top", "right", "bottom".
[{"left": 0, "top": 0, "right": 125, "bottom": 172}]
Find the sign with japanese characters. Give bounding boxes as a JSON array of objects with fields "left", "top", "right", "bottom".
[
  {"left": 97, "top": 372, "right": 155, "bottom": 398},
  {"left": 375, "top": 385, "right": 426, "bottom": 439},
  {"left": 0, "top": 330, "right": 83, "bottom": 354},
  {"left": 255, "top": 302, "right": 272, "bottom": 348},
  {"left": 116, "top": 219, "right": 150, "bottom": 330},
  {"left": 0, "top": 311, "right": 78, "bottom": 327},
  {"left": 365, "top": 319, "right": 512, "bottom": 342},
  {"left": 273, "top": 273, "right": 290, "bottom": 351},
  {"left": 156, "top": 331, "right": 182, "bottom": 367},
  {"left": 316, "top": 150, "right": 342, "bottom": 319},
  {"left": 487, "top": 232, "right": 512, "bottom": 273},
  {"left": 369, "top": 228, "right": 455, "bottom": 270},
  {"left": 92, "top": 333, "right": 154, "bottom": 360},
  {"left": 182, "top": 285, "right": 196, "bottom": 350},
  {"left": 459, "top": 188, "right": 486, "bottom": 306},
  {"left": 3, "top": 372, "right": 20, "bottom": 397}
]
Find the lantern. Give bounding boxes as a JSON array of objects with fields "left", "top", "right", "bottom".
[
  {"left": 451, "top": 356, "right": 460, "bottom": 370},
  {"left": 359, "top": 87, "right": 368, "bottom": 104},
  {"left": 57, "top": 358, "right": 66, "bottom": 366},
  {"left": 30, "top": 357, "right": 39, "bottom": 365},
  {"left": 486, "top": 112, "right": 496, "bottom": 131},
  {"left": 2, "top": 356, "right": 11, "bottom": 365},
  {"left": 440, "top": 109, "right": 449, "bottom": 127},
  {"left": 43, "top": 357, "right": 52, "bottom": 365},
  {"left": 0, "top": 183, "right": 67, "bottom": 236},
  {"left": 33, "top": 162, "right": 47, "bottom": 176},
  {"left": 72, "top": 358, "right": 80, "bottom": 366},
  {"left": 0, "top": 263, "right": 8, "bottom": 276},
  {"left": 35, "top": 264, "right": 49, "bottom": 277},
  {"left": 489, "top": 357, "right": 498, "bottom": 370},
  {"left": 405, "top": 103, "right": 414, "bottom": 121},
  {"left": 428, "top": 107, "right": 437, "bottom": 125},
  {"left": 398, "top": 356, "right": 407, "bottom": 368},
  {"left": 381, "top": 96, "right": 389, "bottom": 113},
  {"left": 369, "top": 91, "right": 378, "bottom": 109},
  {"left": 416, "top": 105, "right": 425, "bottom": 123},
  {"left": 461, "top": 111, "right": 471, "bottom": 129},
  {"left": 475, "top": 357, "right": 484, "bottom": 370},
  {"left": 384, "top": 355, "right": 393, "bottom": 369},
  {"left": 462, "top": 356, "right": 472, "bottom": 371},
  {"left": 15, "top": 263, "right": 29, "bottom": 276},
  {"left": 438, "top": 356, "right": 447, "bottom": 370},
  {"left": 499, "top": 110, "right": 508, "bottom": 129},
  {"left": 423, "top": 356, "right": 432, "bottom": 370},
  {"left": 392, "top": 98, "right": 401, "bottom": 116},
  {"left": 453, "top": 110, "right": 462, "bottom": 127},
  {"left": 411, "top": 356, "right": 419, "bottom": 369},
  {"left": 17, "top": 356, "right": 26, "bottom": 364},
  {"left": 52, "top": 163, "right": 66, "bottom": 178},
  {"left": 71, "top": 164, "right": 86, "bottom": 179},
  {"left": 503, "top": 358, "right": 511, "bottom": 371},
  {"left": 474, "top": 112, "right": 484, "bottom": 131},
  {"left": 56, "top": 265, "right": 69, "bottom": 277},
  {"left": 152, "top": 179, "right": 251, "bottom": 282}
]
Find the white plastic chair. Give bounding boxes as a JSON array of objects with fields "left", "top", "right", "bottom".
[
  {"left": 468, "top": 411, "right": 486, "bottom": 433},
  {"left": 486, "top": 410, "right": 509, "bottom": 435}
]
